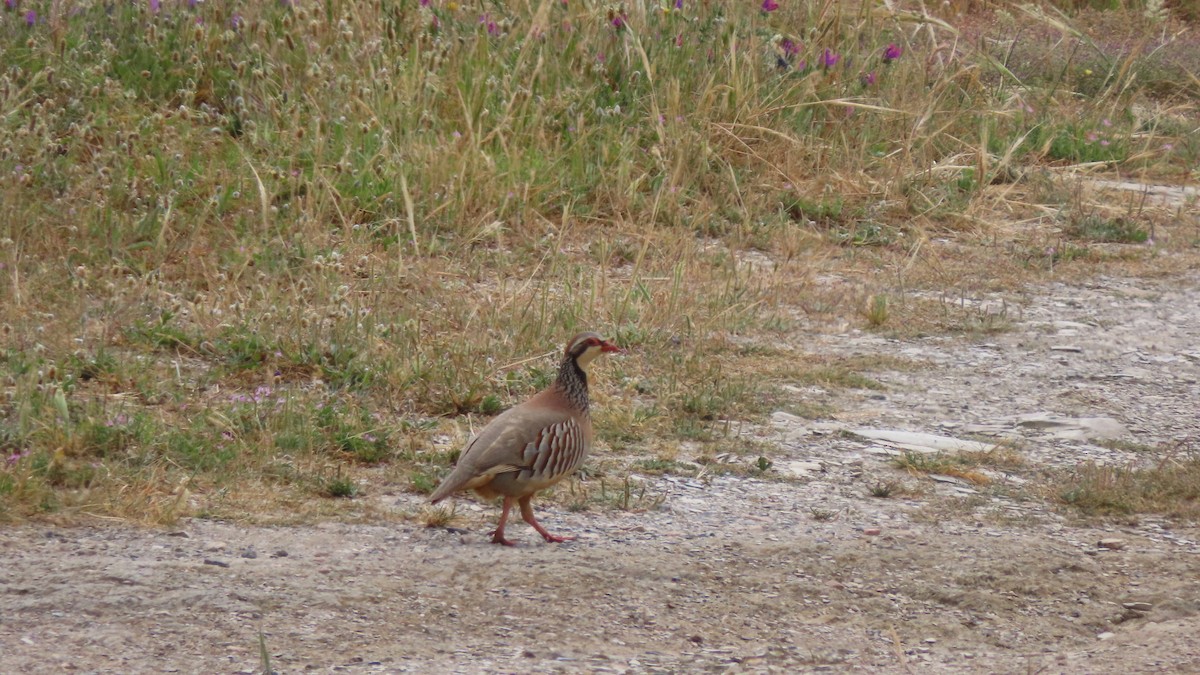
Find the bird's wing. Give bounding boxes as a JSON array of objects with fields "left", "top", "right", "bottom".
[{"left": 429, "top": 402, "right": 579, "bottom": 502}]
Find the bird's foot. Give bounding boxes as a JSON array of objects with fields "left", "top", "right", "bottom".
[
  {"left": 490, "top": 530, "right": 517, "bottom": 546},
  {"left": 540, "top": 533, "right": 576, "bottom": 544}
]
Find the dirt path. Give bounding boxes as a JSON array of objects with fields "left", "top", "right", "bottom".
[{"left": 3, "top": 272, "right": 1199, "bottom": 674}]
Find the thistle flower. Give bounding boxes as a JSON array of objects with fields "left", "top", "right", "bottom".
[
  {"left": 761, "top": 0, "right": 778, "bottom": 12},
  {"left": 862, "top": 71, "right": 876, "bottom": 86},
  {"left": 26, "top": 9, "right": 36, "bottom": 26},
  {"left": 149, "top": 0, "right": 161, "bottom": 12},
  {"left": 781, "top": 38, "right": 800, "bottom": 58},
  {"left": 882, "top": 43, "right": 902, "bottom": 63},
  {"left": 820, "top": 48, "right": 839, "bottom": 69}
]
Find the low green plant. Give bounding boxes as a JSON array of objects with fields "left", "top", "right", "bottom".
[{"left": 1066, "top": 214, "right": 1149, "bottom": 244}]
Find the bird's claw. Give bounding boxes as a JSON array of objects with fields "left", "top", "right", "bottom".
[{"left": 490, "top": 531, "right": 517, "bottom": 546}]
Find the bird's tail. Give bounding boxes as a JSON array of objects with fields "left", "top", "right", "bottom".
[{"left": 429, "top": 466, "right": 468, "bottom": 503}]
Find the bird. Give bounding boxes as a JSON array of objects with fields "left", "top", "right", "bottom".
[{"left": 429, "top": 332, "right": 622, "bottom": 545}]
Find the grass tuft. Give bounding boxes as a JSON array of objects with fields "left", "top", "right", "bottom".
[{"left": 1055, "top": 452, "right": 1200, "bottom": 518}]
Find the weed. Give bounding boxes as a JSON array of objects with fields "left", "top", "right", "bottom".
[
  {"left": 869, "top": 479, "right": 900, "bottom": 498},
  {"left": 581, "top": 476, "right": 666, "bottom": 512},
  {"left": 1055, "top": 452, "right": 1200, "bottom": 518},
  {"left": 1066, "top": 214, "right": 1149, "bottom": 244},
  {"left": 322, "top": 473, "right": 358, "bottom": 499},
  {"left": 631, "top": 458, "right": 695, "bottom": 476},
  {"left": 258, "top": 631, "right": 275, "bottom": 675},
  {"left": 422, "top": 504, "right": 457, "bottom": 528},
  {"left": 408, "top": 469, "right": 439, "bottom": 496},
  {"left": 1095, "top": 439, "right": 1159, "bottom": 453},
  {"left": 862, "top": 294, "right": 890, "bottom": 328},
  {"left": 895, "top": 447, "right": 1022, "bottom": 485},
  {"left": 808, "top": 507, "right": 840, "bottom": 521}
]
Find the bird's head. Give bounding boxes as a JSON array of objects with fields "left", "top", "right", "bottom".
[{"left": 565, "top": 332, "right": 622, "bottom": 371}]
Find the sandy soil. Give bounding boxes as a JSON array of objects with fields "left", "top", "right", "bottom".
[{"left": 2, "top": 270, "right": 1199, "bottom": 674}]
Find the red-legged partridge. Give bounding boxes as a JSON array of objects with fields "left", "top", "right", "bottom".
[{"left": 430, "top": 332, "right": 621, "bottom": 545}]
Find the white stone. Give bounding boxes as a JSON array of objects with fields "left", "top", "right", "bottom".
[{"left": 847, "top": 429, "right": 995, "bottom": 454}]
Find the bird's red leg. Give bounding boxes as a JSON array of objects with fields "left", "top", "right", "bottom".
[
  {"left": 519, "top": 495, "right": 575, "bottom": 543},
  {"left": 490, "top": 496, "right": 517, "bottom": 546}
]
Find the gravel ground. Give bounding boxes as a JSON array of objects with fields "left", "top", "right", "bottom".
[{"left": 2, "top": 271, "right": 1199, "bottom": 674}]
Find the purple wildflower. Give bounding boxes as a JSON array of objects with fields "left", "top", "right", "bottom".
[
  {"left": 5, "top": 0, "right": 16, "bottom": 11},
  {"left": 781, "top": 38, "right": 800, "bottom": 58},
  {"left": 6, "top": 449, "right": 30, "bottom": 465},
  {"left": 675, "top": 0, "right": 683, "bottom": 8},
  {"left": 149, "top": 0, "right": 160, "bottom": 13},
  {"left": 862, "top": 71, "right": 877, "bottom": 86},
  {"left": 761, "top": 0, "right": 778, "bottom": 11},
  {"left": 25, "top": 8, "right": 35, "bottom": 26},
  {"left": 421, "top": 0, "right": 430, "bottom": 5},
  {"left": 882, "top": 43, "right": 902, "bottom": 63},
  {"left": 230, "top": 12, "right": 243, "bottom": 29},
  {"left": 820, "top": 48, "right": 840, "bottom": 69},
  {"left": 611, "top": 14, "right": 624, "bottom": 29}
]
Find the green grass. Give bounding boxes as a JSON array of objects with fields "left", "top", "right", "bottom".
[{"left": 1, "top": 0, "right": 1197, "bottom": 524}]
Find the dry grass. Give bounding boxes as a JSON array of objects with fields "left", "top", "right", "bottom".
[
  {"left": 2, "top": 1, "right": 1198, "bottom": 524},
  {"left": 1053, "top": 444, "right": 1200, "bottom": 519},
  {"left": 895, "top": 445, "right": 1026, "bottom": 485}
]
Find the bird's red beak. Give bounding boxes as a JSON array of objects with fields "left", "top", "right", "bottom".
[{"left": 601, "top": 341, "right": 623, "bottom": 353}]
